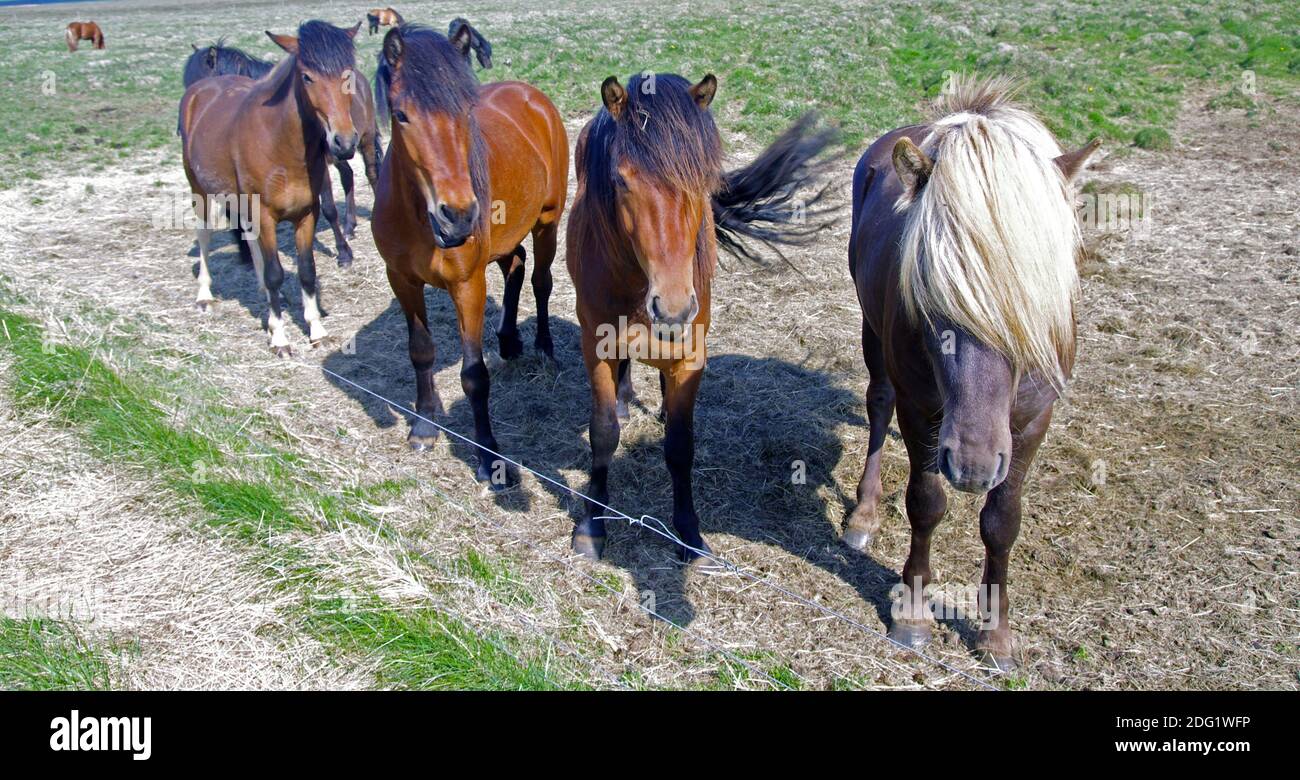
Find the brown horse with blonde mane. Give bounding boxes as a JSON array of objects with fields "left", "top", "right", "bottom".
[
  {"left": 179, "top": 20, "right": 364, "bottom": 353},
  {"left": 371, "top": 22, "right": 567, "bottom": 484},
  {"left": 66, "top": 22, "right": 105, "bottom": 51},
  {"left": 566, "top": 73, "right": 837, "bottom": 563},
  {"left": 846, "top": 76, "right": 1099, "bottom": 669}
]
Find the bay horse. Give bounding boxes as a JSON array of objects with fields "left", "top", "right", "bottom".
[
  {"left": 180, "top": 40, "right": 382, "bottom": 257},
  {"left": 846, "top": 76, "right": 1099, "bottom": 670},
  {"left": 367, "top": 8, "right": 403, "bottom": 35},
  {"left": 371, "top": 23, "right": 567, "bottom": 483},
  {"left": 180, "top": 21, "right": 365, "bottom": 353},
  {"left": 566, "top": 73, "right": 837, "bottom": 563},
  {"left": 65, "top": 22, "right": 104, "bottom": 52}
]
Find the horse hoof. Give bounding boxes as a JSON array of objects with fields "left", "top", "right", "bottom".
[
  {"left": 841, "top": 524, "right": 874, "bottom": 551},
  {"left": 535, "top": 337, "right": 554, "bottom": 359},
  {"left": 498, "top": 332, "right": 523, "bottom": 360},
  {"left": 310, "top": 337, "right": 328, "bottom": 349},
  {"left": 271, "top": 345, "right": 292, "bottom": 358},
  {"left": 975, "top": 649, "right": 1018, "bottom": 673},
  {"left": 476, "top": 459, "right": 517, "bottom": 490},
  {"left": 195, "top": 299, "right": 214, "bottom": 313},
  {"left": 408, "top": 434, "right": 438, "bottom": 452},
  {"left": 337, "top": 256, "right": 353, "bottom": 270},
  {"left": 888, "top": 620, "right": 933, "bottom": 650},
  {"left": 677, "top": 539, "right": 720, "bottom": 569},
  {"left": 572, "top": 533, "right": 605, "bottom": 561}
]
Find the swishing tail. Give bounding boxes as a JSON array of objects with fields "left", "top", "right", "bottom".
[{"left": 712, "top": 113, "right": 841, "bottom": 268}]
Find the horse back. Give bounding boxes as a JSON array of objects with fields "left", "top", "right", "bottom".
[{"left": 476, "top": 81, "right": 569, "bottom": 253}]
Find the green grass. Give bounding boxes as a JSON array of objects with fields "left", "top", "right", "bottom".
[
  {"left": 1133, "top": 127, "right": 1173, "bottom": 150},
  {"left": 1, "top": 0, "right": 1297, "bottom": 184},
  {"left": 0, "top": 617, "right": 119, "bottom": 690},
  {"left": 0, "top": 298, "right": 579, "bottom": 689},
  {"left": 309, "top": 596, "right": 573, "bottom": 689}
]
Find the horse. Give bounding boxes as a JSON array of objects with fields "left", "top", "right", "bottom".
[
  {"left": 367, "top": 8, "right": 403, "bottom": 35},
  {"left": 845, "top": 76, "right": 1100, "bottom": 670},
  {"left": 179, "top": 40, "right": 382, "bottom": 257},
  {"left": 371, "top": 23, "right": 567, "bottom": 484},
  {"left": 179, "top": 21, "right": 365, "bottom": 354},
  {"left": 565, "top": 73, "right": 837, "bottom": 563},
  {"left": 65, "top": 22, "right": 104, "bottom": 51},
  {"left": 448, "top": 17, "right": 492, "bottom": 69}
]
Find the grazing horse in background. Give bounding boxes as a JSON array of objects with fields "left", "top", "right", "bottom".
[
  {"left": 566, "top": 73, "right": 837, "bottom": 563},
  {"left": 66, "top": 22, "right": 104, "bottom": 51},
  {"left": 180, "top": 40, "right": 382, "bottom": 256},
  {"left": 846, "top": 76, "right": 1099, "bottom": 670},
  {"left": 367, "top": 8, "right": 403, "bottom": 34},
  {"left": 372, "top": 23, "right": 567, "bottom": 483},
  {"left": 180, "top": 21, "right": 365, "bottom": 353},
  {"left": 448, "top": 17, "right": 492, "bottom": 69}
]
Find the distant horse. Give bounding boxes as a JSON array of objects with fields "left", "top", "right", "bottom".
[
  {"left": 447, "top": 17, "right": 491, "bottom": 68},
  {"left": 179, "top": 21, "right": 365, "bottom": 353},
  {"left": 566, "top": 73, "right": 837, "bottom": 562},
  {"left": 846, "top": 76, "right": 1099, "bottom": 670},
  {"left": 371, "top": 23, "right": 567, "bottom": 483},
  {"left": 180, "top": 40, "right": 381, "bottom": 255},
  {"left": 66, "top": 22, "right": 104, "bottom": 51},
  {"left": 367, "top": 8, "right": 403, "bottom": 35}
]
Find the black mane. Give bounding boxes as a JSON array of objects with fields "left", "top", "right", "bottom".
[
  {"left": 296, "top": 20, "right": 355, "bottom": 75},
  {"left": 181, "top": 39, "right": 273, "bottom": 87},
  {"left": 379, "top": 24, "right": 479, "bottom": 115}
]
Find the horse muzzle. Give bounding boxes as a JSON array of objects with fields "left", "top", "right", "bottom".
[
  {"left": 429, "top": 201, "right": 479, "bottom": 249},
  {"left": 938, "top": 443, "right": 1010, "bottom": 494},
  {"left": 328, "top": 132, "right": 359, "bottom": 161}
]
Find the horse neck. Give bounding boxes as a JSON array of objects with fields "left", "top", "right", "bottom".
[{"left": 251, "top": 57, "right": 324, "bottom": 158}]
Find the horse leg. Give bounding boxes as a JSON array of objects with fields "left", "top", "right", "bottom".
[
  {"left": 573, "top": 343, "right": 619, "bottom": 560},
  {"left": 318, "top": 166, "right": 354, "bottom": 269},
  {"left": 663, "top": 363, "right": 711, "bottom": 565},
  {"left": 844, "top": 320, "right": 896, "bottom": 550},
  {"left": 449, "top": 273, "right": 511, "bottom": 487},
  {"left": 194, "top": 227, "right": 215, "bottom": 311},
  {"left": 388, "top": 269, "right": 443, "bottom": 450},
  {"left": 335, "top": 161, "right": 357, "bottom": 238},
  {"left": 494, "top": 246, "right": 525, "bottom": 360},
  {"left": 615, "top": 358, "right": 636, "bottom": 419},
  {"left": 975, "top": 406, "right": 1052, "bottom": 671},
  {"left": 530, "top": 222, "right": 558, "bottom": 358},
  {"left": 889, "top": 402, "right": 948, "bottom": 648},
  {"left": 248, "top": 209, "right": 290, "bottom": 356},
  {"left": 294, "top": 209, "right": 327, "bottom": 345}
]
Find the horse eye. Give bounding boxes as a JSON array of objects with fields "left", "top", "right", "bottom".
[
  {"left": 301, "top": 73, "right": 313, "bottom": 84},
  {"left": 393, "top": 110, "right": 410, "bottom": 124}
]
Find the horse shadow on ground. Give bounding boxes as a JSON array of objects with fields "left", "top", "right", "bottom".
[
  {"left": 319, "top": 288, "right": 945, "bottom": 638},
  {"left": 190, "top": 214, "right": 371, "bottom": 339}
]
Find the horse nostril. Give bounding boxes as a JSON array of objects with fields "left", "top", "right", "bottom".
[
  {"left": 939, "top": 446, "right": 954, "bottom": 478},
  {"left": 650, "top": 296, "right": 663, "bottom": 321}
]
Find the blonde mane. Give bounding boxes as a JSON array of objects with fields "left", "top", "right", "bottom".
[{"left": 897, "top": 76, "right": 1079, "bottom": 390}]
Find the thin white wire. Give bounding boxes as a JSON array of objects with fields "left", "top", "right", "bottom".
[{"left": 313, "top": 362, "right": 999, "bottom": 691}]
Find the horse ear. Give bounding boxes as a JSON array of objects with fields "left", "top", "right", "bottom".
[
  {"left": 448, "top": 20, "right": 473, "bottom": 57},
  {"left": 346, "top": 21, "right": 362, "bottom": 40},
  {"left": 191, "top": 43, "right": 199, "bottom": 52},
  {"left": 892, "top": 137, "right": 933, "bottom": 193},
  {"left": 265, "top": 31, "right": 298, "bottom": 55},
  {"left": 382, "top": 27, "right": 403, "bottom": 68},
  {"left": 1054, "top": 138, "right": 1101, "bottom": 183},
  {"left": 689, "top": 74, "right": 717, "bottom": 109},
  {"left": 205, "top": 46, "right": 218, "bottom": 70},
  {"left": 601, "top": 76, "right": 627, "bottom": 119}
]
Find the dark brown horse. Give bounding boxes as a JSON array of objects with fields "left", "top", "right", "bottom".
[
  {"left": 846, "top": 77, "right": 1099, "bottom": 670},
  {"left": 367, "top": 8, "right": 403, "bottom": 34},
  {"left": 179, "top": 40, "right": 382, "bottom": 263},
  {"left": 566, "top": 73, "right": 836, "bottom": 563},
  {"left": 66, "top": 22, "right": 104, "bottom": 51},
  {"left": 371, "top": 23, "right": 567, "bottom": 483},
  {"left": 180, "top": 21, "right": 364, "bottom": 353}
]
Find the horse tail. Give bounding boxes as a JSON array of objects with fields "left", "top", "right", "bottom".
[
  {"left": 373, "top": 51, "right": 391, "bottom": 130},
  {"left": 711, "top": 112, "right": 841, "bottom": 266}
]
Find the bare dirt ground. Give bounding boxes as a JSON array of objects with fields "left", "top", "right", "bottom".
[{"left": 0, "top": 85, "right": 1295, "bottom": 689}]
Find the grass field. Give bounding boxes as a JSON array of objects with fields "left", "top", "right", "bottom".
[{"left": 0, "top": 0, "right": 1296, "bottom": 690}]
